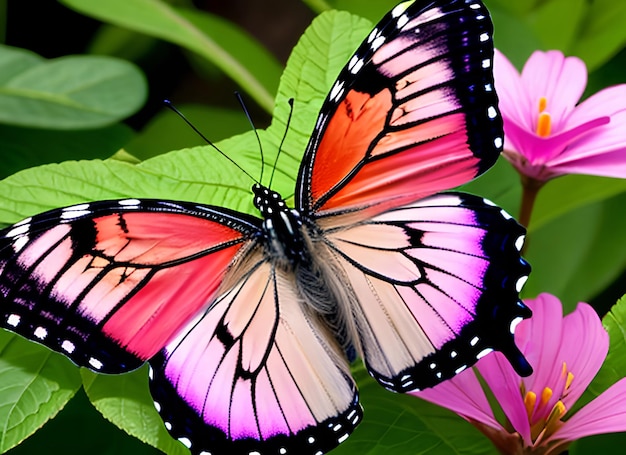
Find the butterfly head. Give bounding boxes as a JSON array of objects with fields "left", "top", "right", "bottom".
[{"left": 252, "top": 183, "right": 307, "bottom": 265}]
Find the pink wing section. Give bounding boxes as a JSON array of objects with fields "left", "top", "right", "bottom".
[
  {"left": 297, "top": 0, "right": 502, "bottom": 218},
  {"left": 149, "top": 254, "right": 361, "bottom": 454},
  {"left": 320, "top": 193, "right": 531, "bottom": 391},
  {"left": 0, "top": 200, "right": 258, "bottom": 372}
]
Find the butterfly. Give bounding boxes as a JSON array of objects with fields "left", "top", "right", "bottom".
[{"left": 0, "top": 1, "right": 532, "bottom": 454}]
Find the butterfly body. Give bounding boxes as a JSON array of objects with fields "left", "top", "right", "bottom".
[{"left": 1, "top": 1, "right": 533, "bottom": 454}]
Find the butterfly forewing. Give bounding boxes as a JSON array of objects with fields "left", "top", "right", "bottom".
[
  {"left": 0, "top": 200, "right": 259, "bottom": 373},
  {"left": 297, "top": 0, "right": 502, "bottom": 218},
  {"left": 149, "top": 253, "right": 361, "bottom": 455}
]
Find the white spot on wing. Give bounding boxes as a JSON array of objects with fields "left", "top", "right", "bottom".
[
  {"left": 338, "top": 433, "right": 349, "bottom": 443},
  {"left": 178, "top": 437, "right": 192, "bottom": 448},
  {"left": 470, "top": 336, "right": 479, "bottom": 346},
  {"left": 515, "top": 235, "right": 526, "bottom": 252},
  {"left": 119, "top": 199, "right": 141, "bottom": 207},
  {"left": 371, "top": 35, "right": 386, "bottom": 51},
  {"left": 455, "top": 365, "right": 467, "bottom": 374},
  {"left": 480, "top": 32, "right": 489, "bottom": 42},
  {"left": 396, "top": 14, "right": 409, "bottom": 28},
  {"left": 516, "top": 276, "right": 529, "bottom": 293},
  {"left": 487, "top": 106, "right": 497, "bottom": 119},
  {"left": 61, "top": 210, "right": 90, "bottom": 220},
  {"left": 154, "top": 401, "right": 161, "bottom": 412},
  {"left": 391, "top": 2, "right": 410, "bottom": 17},
  {"left": 89, "top": 357, "right": 103, "bottom": 370},
  {"left": 482, "top": 58, "right": 491, "bottom": 68},
  {"left": 477, "top": 348, "right": 493, "bottom": 359},
  {"left": 7, "top": 314, "right": 20, "bottom": 327},
  {"left": 6, "top": 224, "right": 29, "bottom": 238},
  {"left": 34, "top": 326, "right": 47, "bottom": 339},
  {"left": 494, "top": 137, "right": 503, "bottom": 149},
  {"left": 308, "top": 436, "right": 315, "bottom": 444},
  {"left": 13, "top": 236, "right": 29, "bottom": 253},
  {"left": 61, "top": 340, "right": 75, "bottom": 353},
  {"left": 329, "top": 80, "right": 345, "bottom": 101}
]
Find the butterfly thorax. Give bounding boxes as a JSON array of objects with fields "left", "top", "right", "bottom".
[{"left": 252, "top": 183, "right": 307, "bottom": 266}]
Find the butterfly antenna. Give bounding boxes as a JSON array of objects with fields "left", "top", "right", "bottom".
[
  {"left": 163, "top": 100, "right": 258, "bottom": 184},
  {"left": 234, "top": 92, "right": 265, "bottom": 184},
  {"left": 269, "top": 98, "right": 295, "bottom": 189}
]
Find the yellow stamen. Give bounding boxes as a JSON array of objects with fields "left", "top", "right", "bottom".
[
  {"left": 538, "top": 96, "right": 548, "bottom": 113},
  {"left": 565, "top": 372, "right": 575, "bottom": 390},
  {"left": 536, "top": 112, "right": 552, "bottom": 137},
  {"left": 542, "top": 401, "right": 567, "bottom": 440},
  {"left": 524, "top": 391, "right": 537, "bottom": 417},
  {"left": 539, "top": 387, "right": 553, "bottom": 408}
]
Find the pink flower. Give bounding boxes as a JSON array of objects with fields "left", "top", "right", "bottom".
[
  {"left": 494, "top": 49, "right": 626, "bottom": 182},
  {"left": 414, "top": 293, "right": 626, "bottom": 454}
]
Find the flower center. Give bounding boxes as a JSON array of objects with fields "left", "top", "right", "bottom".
[
  {"left": 521, "top": 362, "right": 574, "bottom": 444},
  {"left": 536, "top": 97, "right": 552, "bottom": 138}
]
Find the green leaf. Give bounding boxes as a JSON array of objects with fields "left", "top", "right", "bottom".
[
  {"left": 265, "top": 9, "right": 373, "bottom": 195},
  {"left": 0, "top": 330, "right": 81, "bottom": 452},
  {"left": 334, "top": 365, "right": 494, "bottom": 455},
  {"left": 0, "top": 44, "right": 146, "bottom": 129},
  {"left": 571, "top": 0, "right": 626, "bottom": 71},
  {"left": 81, "top": 367, "right": 188, "bottom": 455},
  {"left": 0, "top": 123, "right": 134, "bottom": 179},
  {"left": 526, "top": 0, "right": 586, "bottom": 52},
  {"left": 529, "top": 175, "right": 626, "bottom": 232},
  {"left": 587, "top": 295, "right": 626, "bottom": 399},
  {"left": 59, "top": 0, "right": 281, "bottom": 114},
  {"left": 125, "top": 104, "right": 252, "bottom": 161},
  {"left": 7, "top": 388, "right": 160, "bottom": 455}
]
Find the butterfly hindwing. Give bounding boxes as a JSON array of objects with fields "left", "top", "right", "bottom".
[
  {"left": 0, "top": 200, "right": 260, "bottom": 373},
  {"left": 297, "top": 0, "right": 502, "bottom": 217},
  {"left": 319, "top": 193, "right": 531, "bottom": 391},
  {"left": 149, "top": 251, "right": 361, "bottom": 455}
]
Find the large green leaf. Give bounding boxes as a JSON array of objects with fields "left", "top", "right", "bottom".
[
  {"left": 334, "top": 365, "right": 495, "bottom": 455},
  {"left": 81, "top": 368, "right": 187, "bottom": 455},
  {"left": 0, "top": 330, "right": 81, "bottom": 452},
  {"left": 7, "top": 388, "right": 159, "bottom": 455},
  {"left": 124, "top": 104, "right": 252, "bottom": 161},
  {"left": 0, "top": 44, "right": 146, "bottom": 129},
  {"left": 59, "top": 0, "right": 281, "bottom": 114}
]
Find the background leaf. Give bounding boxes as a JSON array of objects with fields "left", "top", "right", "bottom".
[
  {"left": 0, "top": 330, "right": 81, "bottom": 452},
  {"left": 0, "top": 44, "right": 146, "bottom": 129},
  {"left": 58, "top": 0, "right": 282, "bottom": 114},
  {"left": 81, "top": 368, "right": 187, "bottom": 455},
  {"left": 334, "top": 365, "right": 495, "bottom": 455}
]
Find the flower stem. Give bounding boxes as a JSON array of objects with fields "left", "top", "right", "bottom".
[
  {"left": 518, "top": 176, "right": 544, "bottom": 255},
  {"left": 519, "top": 176, "right": 544, "bottom": 228}
]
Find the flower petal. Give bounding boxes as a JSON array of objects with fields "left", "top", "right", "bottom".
[
  {"left": 494, "top": 49, "right": 534, "bottom": 132},
  {"left": 478, "top": 352, "right": 532, "bottom": 444},
  {"left": 516, "top": 294, "right": 565, "bottom": 395},
  {"left": 520, "top": 51, "right": 587, "bottom": 134},
  {"left": 548, "top": 87, "right": 626, "bottom": 179},
  {"left": 555, "top": 378, "right": 626, "bottom": 441},
  {"left": 414, "top": 368, "right": 501, "bottom": 429},
  {"left": 558, "top": 302, "right": 609, "bottom": 408}
]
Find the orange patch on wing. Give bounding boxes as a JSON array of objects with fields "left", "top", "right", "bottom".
[{"left": 310, "top": 88, "right": 393, "bottom": 207}]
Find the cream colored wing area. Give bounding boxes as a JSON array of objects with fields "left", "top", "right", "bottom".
[
  {"left": 321, "top": 244, "right": 441, "bottom": 385},
  {"left": 317, "top": 193, "right": 531, "bottom": 392}
]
